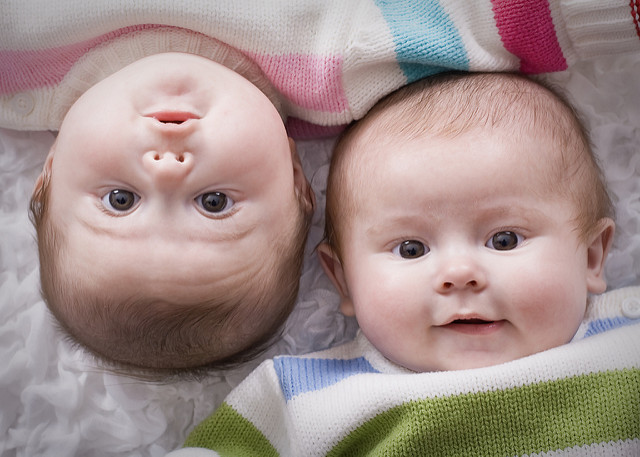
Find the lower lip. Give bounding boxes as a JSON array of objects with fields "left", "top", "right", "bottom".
[{"left": 442, "top": 320, "right": 505, "bottom": 335}]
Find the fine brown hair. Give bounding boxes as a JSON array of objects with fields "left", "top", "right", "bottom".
[
  {"left": 324, "top": 72, "right": 614, "bottom": 258},
  {"left": 30, "top": 164, "right": 312, "bottom": 382}
]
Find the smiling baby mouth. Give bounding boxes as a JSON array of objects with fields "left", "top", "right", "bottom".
[{"left": 452, "top": 318, "right": 492, "bottom": 324}]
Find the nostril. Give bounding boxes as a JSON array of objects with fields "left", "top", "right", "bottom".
[
  {"left": 443, "top": 282, "right": 453, "bottom": 290},
  {"left": 151, "top": 152, "right": 186, "bottom": 162},
  {"left": 467, "top": 280, "right": 477, "bottom": 287}
]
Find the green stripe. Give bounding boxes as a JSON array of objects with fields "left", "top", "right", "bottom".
[
  {"left": 184, "top": 402, "right": 278, "bottom": 457},
  {"left": 328, "top": 369, "right": 640, "bottom": 457}
]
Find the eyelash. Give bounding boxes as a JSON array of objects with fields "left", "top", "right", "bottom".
[
  {"left": 194, "top": 192, "right": 238, "bottom": 219},
  {"left": 96, "top": 193, "right": 240, "bottom": 220},
  {"left": 194, "top": 203, "right": 240, "bottom": 220},
  {"left": 487, "top": 226, "right": 526, "bottom": 239},
  {"left": 98, "top": 205, "right": 127, "bottom": 218},
  {"left": 388, "top": 235, "right": 429, "bottom": 250},
  {"left": 387, "top": 229, "right": 526, "bottom": 251},
  {"left": 485, "top": 228, "right": 526, "bottom": 250}
]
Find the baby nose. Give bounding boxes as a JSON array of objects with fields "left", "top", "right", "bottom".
[
  {"left": 435, "top": 257, "right": 487, "bottom": 293},
  {"left": 143, "top": 151, "right": 194, "bottom": 186}
]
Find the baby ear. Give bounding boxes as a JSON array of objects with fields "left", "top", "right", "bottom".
[
  {"left": 317, "top": 243, "right": 355, "bottom": 316},
  {"left": 586, "top": 217, "right": 615, "bottom": 294},
  {"left": 33, "top": 144, "right": 56, "bottom": 196},
  {"left": 289, "top": 138, "right": 315, "bottom": 216}
]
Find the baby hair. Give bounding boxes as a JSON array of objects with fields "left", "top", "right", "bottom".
[
  {"left": 30, "top": 164, "right": 311, "bottom": 381},
  {"left": 325, "top": 72, "right": 614, "bottom": 257}
]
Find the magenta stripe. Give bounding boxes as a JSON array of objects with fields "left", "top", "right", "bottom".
[
  {"left": 631, "top": 0, "right": 640, "bottom": 40},
  {"left": 491, "top": 0, "right": 567, "bottom": 73},
  {"left": 0, "top": 24, "right": 165, "bottom": 94}
]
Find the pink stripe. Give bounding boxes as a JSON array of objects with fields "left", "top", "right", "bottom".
[
  {"left": 0, "top": 24, "right": 165, "bottom": 94},
  {"left": 248, "top": 52, "right": 348, "bottom": 113},
  {"left": 491, "top": 0, "right": 567, "bottom": 73}
]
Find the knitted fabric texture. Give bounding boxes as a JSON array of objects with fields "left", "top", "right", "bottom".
[
  {"left": 178, "top": 286, "right": 640, "bottom": 456},
  {"left": 2, "top": 0, "right": 640, "bottom": 138}
]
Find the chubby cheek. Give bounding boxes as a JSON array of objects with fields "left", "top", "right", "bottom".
[
  {"left": 505, "top": 254, "right": 588, "bottom": 349},
  {"left": 347, "top": 259, "right": 425, "bottom": 346}
]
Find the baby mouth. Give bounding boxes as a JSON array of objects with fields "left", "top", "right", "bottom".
[
  {"left": 148, "top": 111, "right": 199, "bottom": 124},
  {"left": 443, "top": 318, "right": 504, "bottom": 335},
  {"left": 453, "top": 318, "right": 491, "bottom": 324}
]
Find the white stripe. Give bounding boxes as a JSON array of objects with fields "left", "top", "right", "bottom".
[
  {"left": 284, "top": 324, "right": 640, "bottom": 455},
  {"left": 440, "top": 0, "right": 520, "bottom": 71},
  {"left": 547, "top": 0, "right": 578, "bottom": 66},
  {"left": 339, "top": 0, "right": 405, "bottom": 121},
  {"left": 553, "top": 0, "right": 640, "bottom": 62},
  {"left": 224, "top": 360, "right": 297, "bottom": 456},
  {"left": 0, "top": 0, "right": 363, "bottom": 53}
]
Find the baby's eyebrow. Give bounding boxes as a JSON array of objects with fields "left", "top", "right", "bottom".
[
  {"left": 365, "top": 215, "right": 422, "bottom": 238},
  {"left": 364, "top": 204, "right": 550, "bottom": 239},
  {"left": 472, "top": 204, "right": 548, "bottom": 224},
  {"left": 78, "top": 214, "right": 257, "bottom": 243}
]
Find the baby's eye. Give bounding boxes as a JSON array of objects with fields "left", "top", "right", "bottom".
[
  {"left": 196, "top": 192, "right": 234, "bottom": 214},
  {"left": 101, "top": 189, "right": 139, "bottom": 213},
  {"left": 392, "top": 240, "right": 429, "bottom": 259},
  {"left": 486, "top": 231, "right": 523, "bottom": 251}
]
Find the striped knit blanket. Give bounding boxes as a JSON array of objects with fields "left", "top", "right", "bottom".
[
  {"left": 175, "top": 286, "right": 640, "bottom": 456},
  {"left": 2, "top": 0, "right": 640, "bottom": 138}
]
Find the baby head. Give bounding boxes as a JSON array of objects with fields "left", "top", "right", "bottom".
[
  {"left": 319, "top": 72, "right": 615, "bottom": 372},
  {"left": 30, "top": 53, "right": 314, "bottom": 378}
]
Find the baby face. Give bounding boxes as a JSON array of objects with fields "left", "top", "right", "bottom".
[
  {"left": 43, "top": 53, "right": 306, "bottom": 347},
  {"left": 329, "top": 124, "right": 609, "bottom": 372}
]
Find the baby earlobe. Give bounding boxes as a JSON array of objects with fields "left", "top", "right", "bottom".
[
  {"left": 338, "top": 297, "right": 356, "bottom": 317},
  {"left": 33, "top": 146, "right": 55, "bottom": 195},
  {"left": 586, "top": 218, "right": 616, "bottom": 294},
  {"left": 317, "top": 243, "right": 354, "bottom": 315},
  {"left": 289, "top": 137, "right": 315, "bottom": 214}
]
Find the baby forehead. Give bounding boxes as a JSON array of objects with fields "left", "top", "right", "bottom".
[
  {"left": 335, "top": 122, "right": 584, "bottom": 217},
  {"left": 344, "top": 90, "right": 584, "bottom": 178},
  {"left": 357, "top": 73, "right": 582, "bottom": 147},
  {"left": 346, "top": 121, "right": 570, "bottom": 176}
]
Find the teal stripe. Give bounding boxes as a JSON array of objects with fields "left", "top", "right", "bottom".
[{"left": 375, "top": 0, "right": 469, "bottom": 82}]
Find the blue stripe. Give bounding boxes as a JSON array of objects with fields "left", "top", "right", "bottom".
[
  {"left": 375, "top": 0, "right": 469, "bottom": 82},
  {"left": 584, "top": 317, "right": 635, "bottom": 338},
  {"left": 274, "top": 356, "right": 379, "bottom": 401}
]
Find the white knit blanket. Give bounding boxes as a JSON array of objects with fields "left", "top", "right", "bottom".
[{"left": 178, "top": 292, "right": 640, "bottom": 456}]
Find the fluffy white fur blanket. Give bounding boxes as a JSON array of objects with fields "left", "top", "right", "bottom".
[{"left": 1, "top": 54, "right": 639, "bottom": 456}]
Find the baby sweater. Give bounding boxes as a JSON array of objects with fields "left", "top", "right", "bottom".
[
  {"left": 2, "top": 0, "right": 640, "bottom": 138},
  {"left": 173, "top": 286, "right": 640, "bottom": 456}
]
